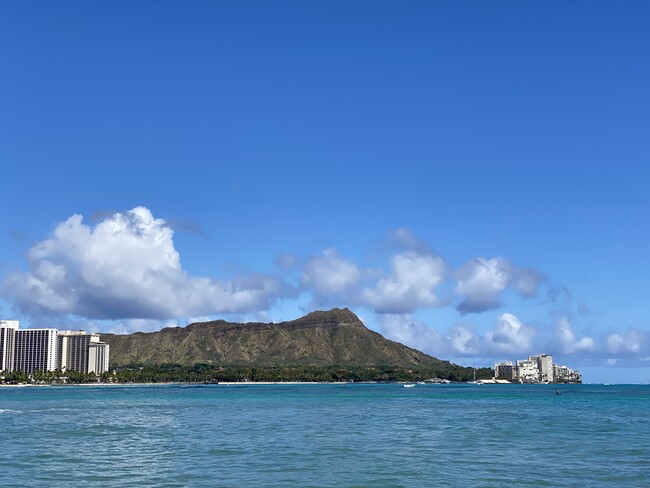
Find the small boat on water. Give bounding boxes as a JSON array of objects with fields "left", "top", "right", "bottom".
[
  {"left": 467, "top": 367, "right": 481, "bottom": 384},
  {"left": 403, "top": 383, "right": 416, "bottom": 388}
]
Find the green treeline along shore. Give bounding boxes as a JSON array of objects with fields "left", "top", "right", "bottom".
[
  {"left": 1, "top": 309, "right": 493, "bottom": 384},
  {"left": 1, "top": 364, "right": 494, "bottom": 385}
]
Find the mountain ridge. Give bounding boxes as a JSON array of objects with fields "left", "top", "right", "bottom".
[{"left": 103, "top": 308, "right": 455, "bottom": 371}]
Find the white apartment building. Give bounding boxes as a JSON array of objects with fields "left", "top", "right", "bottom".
[
  {"left": 13, "top": 328, "right": 59, "bottom": 373},
  {"left": 1, "top": 321, "right": 110, "bottom": 375},
  {"left": 516, "top": 359, "right": 539, "bottom": 383},
  {"left": 58, "top": 330, "right": 111, "bottom": 375},
  {"left": 494, "top": 361, "right": 517, "bottom": 380},
  {"left": 496, "top": 354, "right": 580, "bottom": 383},
  {"left": 0, "top": 320, "right": 19, "bottom": 372},
  {"left": 529, "top": 354, "right": 554, "bottom": 383},
  {"left": 88, "top": 341, "right": 110, "bottom": 375},
  {"left": 554, "top": 364, "right": 582, "bottom": 383}
]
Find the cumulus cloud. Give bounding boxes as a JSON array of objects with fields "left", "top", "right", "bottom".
[
  {"left": 296, "top": 237, "right": 545, "bottom": 316},
  {"left": 388, "top": 313, "right": 537, "bottom": 358},
  {"left": 455, "top": 257, "right": 545, "bottom": 314},
  {"left": 375, "top": 309, "right": 650, "bottom": 368},
  {"left": 484, "top": 313, "right": 537, "bottom": 354},
  {"left": 447, "top": 324, "right": 480, "bottom": 356},
  {"left": 300, "top": 248, "right": 360, "bottom": 300},
  {"left": 360, "top": 251, "right": 448, "bottom": 313},
  {"left": 379, "top": 312, "right": 535, "bottom": 358},
  {"left": 297, "top": 244, "right": 449, "bottom": 314},
  {"left": 553, "top": 318, "right": 595, "bottom": 354},
  {"left": 455, "top": 258, "right": 510, "bottom": 313},
  {"left": 379, "top": 314, "right": 448, "bottom": 355},
  {"left": 3, "top": 207, "right": 293, "bottom": 320},
  {"left": 604, "top": 328, "right": 650, "bottom": 356}
]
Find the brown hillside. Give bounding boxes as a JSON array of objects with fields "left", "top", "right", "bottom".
[{"left": 103, "top": 308, "right": 454, "bottom": 369}]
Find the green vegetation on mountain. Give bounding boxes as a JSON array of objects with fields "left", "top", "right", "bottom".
[{"left": 103, "top": 308, "right": 491, "bottom": 381}]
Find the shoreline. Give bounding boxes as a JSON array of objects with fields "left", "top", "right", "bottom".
[{"left": 0, "top": 380, "right": 590, "bottom": 388}]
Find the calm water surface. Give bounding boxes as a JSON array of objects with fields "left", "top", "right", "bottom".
[{"left": 1, "top": 384, "right": 648, "bottom": 487}]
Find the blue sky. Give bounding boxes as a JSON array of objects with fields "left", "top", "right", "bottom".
[{"left": 1, "top": 1, "right": 649, "bottom": 383}]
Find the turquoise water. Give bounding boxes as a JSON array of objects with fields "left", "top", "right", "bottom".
[{"left": 1, "top": 384, "right": 649, "bottom": 487}]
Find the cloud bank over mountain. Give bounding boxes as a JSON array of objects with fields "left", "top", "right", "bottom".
[
  {"left": 2, "top": 207, "right": 646, "bottom": 366},
  {"left": 379, "top": 313, "right": 649, "bottom": 367}
]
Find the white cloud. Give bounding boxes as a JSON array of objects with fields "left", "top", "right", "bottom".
[
  {"left": 554, "top": 318, "right": 595, "bottom": 354},
  {"left": 484, "top": 313, "right": 537, "bottom": 354},
  {"left": 107, "top": 318, "right": 181, "bottom": 335},
  {"left": 298, "top": 247, "right": 449, "bottom": 314},
  {"left": 447, "top": 324, "right": 480, "bottom": 356},
  {"left": 3, "top": 207, "right": 293, "bottom": 320},
  {"left": 455, "top": 257, "right": 545, "bottom": 314},
  {"left": 378, "top": 312, "right": 535, "bottom": 358},
  {"left": 294, "top": 232, "right": 545, "bottom": 317},
  {"left": 360, "top": 251, "right": 447, "bottom": 313},
  {"left": 604, "top": 328, "right": 650, "bottom": 356},
  {"left": 300, "top": 248, "right": 361, "bottom": 298},
  {"left": 379, "top": 314, "right": 448, "bottom": 355},
  {"left": 455, "top": 257, "right": 510, "bottom": 313}
]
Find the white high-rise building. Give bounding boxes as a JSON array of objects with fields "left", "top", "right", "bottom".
[
  {"left": 0, "top": 320, "right": 19, "bottom": 373},
  {"left": 13, "top": 328, "right": 58, "bottom": 373},
  {"left": 58, "top": 330, "right": 110, "bottom": 374},
  {"left": 0, "top": 322, "right": 110, "bottom": 376},
  {"left": 88, "top": 341, "right": 110, "bottom": 374},
  {"left": 529, "top": 354, "right": 554, "bottom": 383}
]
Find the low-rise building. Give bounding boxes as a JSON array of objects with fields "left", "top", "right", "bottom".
[
  {"left": 554, "top": 364, "right": 582, "bottom": 383},
  {"left": 517, "top": 359, "right": 539, "bottom": 383},
  {"left": 495, "top": 354, "right": 581, "bottom": 384},
  {"left": 494, "top": 361, "right": 517, "bottom": 380}
]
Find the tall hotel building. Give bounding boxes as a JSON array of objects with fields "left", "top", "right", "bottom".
[
  {"left": 0, "top": 321, "right": 109, "bottom": 375},
  {"left": 0, "top": 320, "right": 19, "bottom": 372},
  {"left": 13, "top": 328, "right": 59, "bottom": 373},
  {"left": 58, "top": 331, "right": 110, "bottom": 374},
  {"left": 88, "top": 340, "right": 110, "bottom": 375}
]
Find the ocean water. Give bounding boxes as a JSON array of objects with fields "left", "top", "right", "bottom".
[{"left": 1, "top": 383, "right": 648, "bottom": 487}]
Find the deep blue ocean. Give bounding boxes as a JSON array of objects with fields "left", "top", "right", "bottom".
[{"left": 1, "top": 383, "right": 648, "bottom": 487}]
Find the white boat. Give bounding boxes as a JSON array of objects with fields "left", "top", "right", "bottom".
[
  {"left": 467, "top": 367, "right": 480, "bottom": 384},
  {"left": 403, "top": 383, "right": 416, "bottom": 388}
]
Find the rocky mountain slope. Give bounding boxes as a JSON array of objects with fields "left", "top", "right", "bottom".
[{"left": 104, "top": 308, "right": 456, "bottom": 370}]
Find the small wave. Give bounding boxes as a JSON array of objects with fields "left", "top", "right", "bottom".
[{"left": 0, "top": 409, "right": 21, "bottom": 414}]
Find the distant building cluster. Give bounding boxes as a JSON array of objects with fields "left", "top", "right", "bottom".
[
  {"left": 494, "top": 354, "right": 581, "bottom": 384},
  {"left": 0, "top": 320, "right": 109, "bottom": 375}
]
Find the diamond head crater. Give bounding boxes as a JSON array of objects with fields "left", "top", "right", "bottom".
[{"left": 100, "top": 308, "right": 490, "bottom": 383}]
